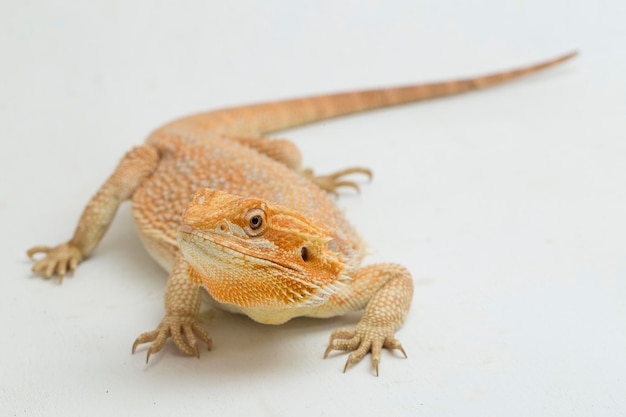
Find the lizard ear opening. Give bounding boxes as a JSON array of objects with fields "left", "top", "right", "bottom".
[{"left": 300, "top": 246, "right": 309, "bottom": 262}]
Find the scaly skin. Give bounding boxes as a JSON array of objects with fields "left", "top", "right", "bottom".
[{"left": 27, "top": 52, "right": 576, "bottom": 374}]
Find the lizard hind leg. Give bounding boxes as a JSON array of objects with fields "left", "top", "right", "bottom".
[
  {"left": 227, "top": 135, "right": 372, "bottom": 195},
  {"left": 228, "top": 136, "right": 303, "bottom": 171},
  {"left": 27, "top": 145, "right": 160, "bottom": 282}
]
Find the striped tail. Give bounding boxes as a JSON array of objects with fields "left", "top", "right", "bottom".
[{"left": 164, "top": 52, "right": 577, "bottom": 137}]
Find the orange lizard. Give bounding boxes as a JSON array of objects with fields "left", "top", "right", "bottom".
[{"left": 27, "top": 52, "right": 576, "bottom": 375}]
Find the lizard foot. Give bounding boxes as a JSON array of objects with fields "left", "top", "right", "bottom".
[
  {"left": 132, "top": 314, "right": 212, "bottom": 363},
  {"left": 303, "top": 167, "right": 372, "bottom": 195},
  {"left": 323, "top": 324, "right": 407, "bottom": 376},
  {"left": 27, "top": 242, "right": 83, "bottom": 282}
]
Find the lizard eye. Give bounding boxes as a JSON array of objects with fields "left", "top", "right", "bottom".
[
  {"left": 250, "top": 215, "right": 262, "bottom": 229},
  {"left": 244, "top": 208, "right": 267, "bottom": 236}
]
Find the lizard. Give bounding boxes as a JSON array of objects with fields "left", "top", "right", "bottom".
[{"left": 27, "top": 52, "right": 576, "bottom": 375}]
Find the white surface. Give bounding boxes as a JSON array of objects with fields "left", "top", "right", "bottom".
[{"left": 1, "top": 1, "right": 625, "bottom": 416}]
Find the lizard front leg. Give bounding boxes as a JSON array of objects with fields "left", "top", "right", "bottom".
[
  {"left": 27, "top": 145, "right": 159, "bottom": 281},
  {"left": 313, "top": 263, "right": 413, "bottom": 375},
  {"left": 132, "top": 255, "right": 211, "bottom": 362}
]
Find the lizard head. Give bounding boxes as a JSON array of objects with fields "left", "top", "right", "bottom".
[{"left": 177, "top": 188, "right": 350, "bottom": 318}]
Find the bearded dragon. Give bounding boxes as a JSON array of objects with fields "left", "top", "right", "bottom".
[{"left": 27, "top": 52, "right": 576, "bottom": 375}]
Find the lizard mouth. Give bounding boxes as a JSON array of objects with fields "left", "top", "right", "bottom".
[
  {"left": 178, "top": 226, "right": 301, "bottom": 272},
  {"left": 177, "top": 226, "right": 344, "bottom": 308},
  {"left": 178, "top": 228, "right": 299, "bottom": 272}
]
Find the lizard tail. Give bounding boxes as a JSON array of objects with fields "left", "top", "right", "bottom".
[{"left": 165, "top": 51, "right": 577, "bottom": 137}]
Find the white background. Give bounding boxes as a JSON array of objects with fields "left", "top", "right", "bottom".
[{"left": 1, "top": 1, "right": 625, "bottom": 416}]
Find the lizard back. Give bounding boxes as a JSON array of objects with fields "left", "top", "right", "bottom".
[{"left": 132, "top": 132, "right": 362, "bottom": 272}]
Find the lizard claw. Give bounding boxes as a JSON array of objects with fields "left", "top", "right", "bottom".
[
  {"left": 132, "top": 314, "right": 212, "bottom": 362},
  {"left": 304, "top": 167, "right": 372, "bottom": 195},
  {"left": 27, "top": 242, "right": 83, "bottom": 282},
  {"left": 324, "top": 325, "right": 406, "bottom": 376}
]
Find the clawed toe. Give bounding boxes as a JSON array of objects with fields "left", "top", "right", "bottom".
[
  {"left": 384, "top": 336, "right": 407, "bottom": 358},
  {"left": 27, "top": 242, "right": 82, "bottom": 282},
  {"left": 324, "top": 325, "right": 407, "bottom": 375},
  {"left": 132, "top": 315, "right": 212, "bottom": 363},
  {"left": 304, "top": 167, "right": 372, "bottom": 195}
]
